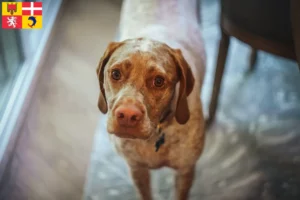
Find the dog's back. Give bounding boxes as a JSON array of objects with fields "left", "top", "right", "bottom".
[
  {"left": 119, "top": 0, "right": 206, "bottom": 95},
  {"left": 119, "top": 0, "right": 198, "bottom": 36}
]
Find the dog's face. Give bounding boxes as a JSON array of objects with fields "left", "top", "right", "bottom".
[{"left": 96, "top": 38, "right": 194, "bottom": 139}]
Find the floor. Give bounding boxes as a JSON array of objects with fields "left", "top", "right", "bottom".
[
  {"left": 0, "top": 0, "right": 122, "bottom": 200},
  {"left": 84, "top": 0, "right": 300, "bottom": 200}
]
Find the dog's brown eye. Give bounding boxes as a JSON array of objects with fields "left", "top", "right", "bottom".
[
  {"left": 154, "top": 76, "right": 164, "bottom": 87},
  {"left": 111, "top": 69, "right": 121, "bottom": 80}
]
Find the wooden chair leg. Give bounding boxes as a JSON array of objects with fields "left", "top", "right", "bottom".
[
  {"left": 196, "top": 0, "right": 201, "bottom": 25},
  {"left": 290, "top": 0, "right": 300, "bottom": 70},
  {"left": 249, "top": 48, "right": 258, "bottom": 71},
  {"left": 207, "top": 30, "right": 230, "bottom": 127}
]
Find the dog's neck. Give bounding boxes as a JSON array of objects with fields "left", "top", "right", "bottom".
[{"left": 154, "top": 108, "right": 173, "bottom": 152}]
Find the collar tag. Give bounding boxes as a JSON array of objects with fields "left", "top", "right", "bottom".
[
  {"left": 154, "top": 109, "right": 171, "bottom": 152},
  {"left": 155, "top": 133, "right": 165, "bottom": 152},
  {"left": 155, "top": 124, "right": 165, "bottom": 152}
]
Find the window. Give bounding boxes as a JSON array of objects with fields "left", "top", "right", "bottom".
[
  {"left": 0, "top": 28, "right": 24, "bottom": 119},
  {"left": 0, "top": 0, "right": 61, "bottom": 120},
  {"left": 0, "top": 0, "right": 63, "bottom": 179}
]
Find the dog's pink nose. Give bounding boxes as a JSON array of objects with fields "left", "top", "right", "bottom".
[{"left": 115, "top": 105, "right": 143, "bottom": 127}]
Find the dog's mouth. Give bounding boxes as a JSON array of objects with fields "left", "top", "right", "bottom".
[{"left": 107, "top": 123, "right": 154, "bottom": 140}]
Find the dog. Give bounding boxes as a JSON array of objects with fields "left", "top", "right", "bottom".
[{"left": 96, "top": 0, "right": 206, "bottom": 199}]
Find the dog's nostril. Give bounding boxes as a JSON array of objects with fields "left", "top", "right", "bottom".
[
  {"left": 131, "top": 115, "right": 137, "bottom": 121},
  {"left": 118, "top": 113, "right": 125, "bottom": 119}
]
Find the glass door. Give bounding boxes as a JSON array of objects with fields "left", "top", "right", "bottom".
[
  {"left": 0, "top": 27, "right": 24, "bottom": 119},
  {"left": 0, "top": 0, "right": 63, "bottom": 175},
  {"left": 0, "top": 0, "right": 55, "bottom": 119}
]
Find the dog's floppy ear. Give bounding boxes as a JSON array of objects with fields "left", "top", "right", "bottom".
[
  {"left": 170, "top": 49, "right": 195, "bottom": 124},
  {"left": 97, "top": 42, "right": 124, "bottom": 113}
]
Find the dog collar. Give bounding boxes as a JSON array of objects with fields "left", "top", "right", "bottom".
[
  {"left": 155, "top": 109, "right": 172, "bottom": 152},
  {"left": 155, "top": 124, "right": 165, "bottom": 152}
]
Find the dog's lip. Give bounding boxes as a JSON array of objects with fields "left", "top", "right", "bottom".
[
  {"left": 111, "top": 133, "right": 138, "bottom": 139},
  {"left": 108, "top": 127, "right": 150, "bottom": 140},
  {"left": 113, "top": 132, "right": 150, "bottom": 140}
]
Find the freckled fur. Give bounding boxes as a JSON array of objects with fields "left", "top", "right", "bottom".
[{"left": 96, "top": 0, "right": 206, "bottom": 200}]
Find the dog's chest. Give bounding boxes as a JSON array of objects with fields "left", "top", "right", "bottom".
[
  {"left": 120, "top": 135, "right": 181, "bottom": 168},
  {"left": 112, "top": 126, "right": 203, "bottom": 169}
]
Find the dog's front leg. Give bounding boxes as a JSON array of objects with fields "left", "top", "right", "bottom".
[
  {"left": 130, "top": 167, "right": 152, "bottom": 200},
  {"left": 175, "top": 166, "right": 195, "bottom": 200}
]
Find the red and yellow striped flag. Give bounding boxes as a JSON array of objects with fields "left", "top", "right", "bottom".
[{"left": 2, "top": 2, "right": 43, "bottom": 29}]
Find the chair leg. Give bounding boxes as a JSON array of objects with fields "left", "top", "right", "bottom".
[
  {"left": 249, "top": 48, "right": 258, "bottom": 71},
  {"left": 196, "top": 0, "right": 201, "bottom": 25},
  {"left": 290, "top": 0, "right": 300, "bottom": 70},
  {"left": 207, "top": 30, "right": 230, "bottom": 127}
]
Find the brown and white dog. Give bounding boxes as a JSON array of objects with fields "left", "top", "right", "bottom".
[{"left": 96, "top": 0, "right": 206, "bottom": 199}]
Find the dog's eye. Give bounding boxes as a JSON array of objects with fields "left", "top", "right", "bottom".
[
  {"left": 154, "top": 76, "right": 165, "bottom": 87},
  {"left": 111, "top": 69, "right": 121, "bottom": 80}
]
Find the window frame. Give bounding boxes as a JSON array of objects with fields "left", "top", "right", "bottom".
[{"left": 0, "top": 0, "right": 64, "bottom": 183}]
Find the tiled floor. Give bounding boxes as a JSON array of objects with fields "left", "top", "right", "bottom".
[{"left": 84, "top": 0, "right": 300, "bottom": 200}]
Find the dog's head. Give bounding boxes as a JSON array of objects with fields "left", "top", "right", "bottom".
[{"left": 96, "top": 38, "right": 194, "bottom": 139}]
